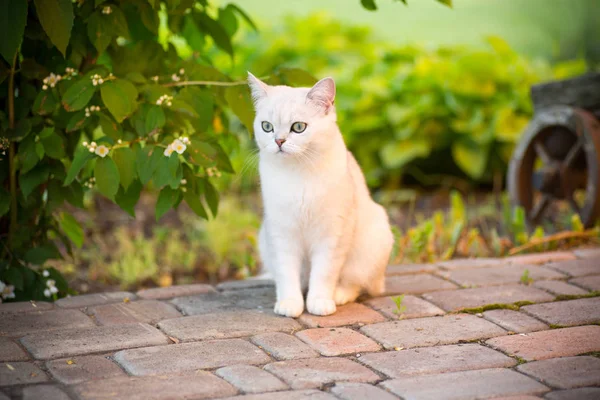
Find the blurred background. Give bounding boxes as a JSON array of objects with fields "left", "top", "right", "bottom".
[{"left": 50, "top": 0, "right": 600, "bottom": 294}]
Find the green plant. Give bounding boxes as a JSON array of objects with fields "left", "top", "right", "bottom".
[
  {"left": 520, "top": 269, "right": 533, "bottom": 285},
  {"left": 230, "top": 14, "right": 588, "bottom": 188},
  {"left": 391, "top": 294, "right": 407, "bottom": 315},
  {"left": 0, "top": 0, "right": 323, "bottom": 301}
]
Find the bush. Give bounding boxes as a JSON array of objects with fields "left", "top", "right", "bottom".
[{"left": 231, "top": 14, "right": 588, "bottom": 188}]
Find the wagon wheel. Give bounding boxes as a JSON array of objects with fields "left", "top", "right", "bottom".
[{"left": 507, "top": 106, "right": 600, "bottom": 229}]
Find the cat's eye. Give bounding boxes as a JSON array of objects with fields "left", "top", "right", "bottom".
[
  {"left": 291, "top": 122, "right": 307, "bottom": 133},
  {"left": 261, "top": 121, "right": 274, "bottom": 132}
]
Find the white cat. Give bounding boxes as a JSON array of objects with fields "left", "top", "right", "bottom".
[{"left": 248, "top": 73, "right": 393, "bottom": 317}]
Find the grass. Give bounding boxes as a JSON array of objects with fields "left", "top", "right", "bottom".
[
  {"left": 391, "top": 295, "right": 407, "bottom": 315},
  {"left": 520, "top": 269, "right": 533, "bottom": 285}
]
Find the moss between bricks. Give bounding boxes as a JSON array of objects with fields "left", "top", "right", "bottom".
[
  {"left": 457, "top": 303, "right": 521, "bottom": 314},
  {"left": 554, "top": 291, "right": 600, "bottom": 301}
]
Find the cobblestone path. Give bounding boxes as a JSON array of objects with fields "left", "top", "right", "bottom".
[{"left": 1, "top": 248, "right": 599, "bottom": 399}]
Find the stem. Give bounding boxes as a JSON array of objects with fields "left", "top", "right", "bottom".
[
  {"left": 162, "top": 76, "right": 269, "bottom": 88},
  {"left": 8, "top": 54, "right": 17, "bottom": 247}
]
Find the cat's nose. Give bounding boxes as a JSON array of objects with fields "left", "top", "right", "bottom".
[{"left": 275, "top": 138, "right": 286, "bottom": 148}]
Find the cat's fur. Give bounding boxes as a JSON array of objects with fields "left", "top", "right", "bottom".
[{"left": 248, "top": 73, "right": 393, "bottom": 317}]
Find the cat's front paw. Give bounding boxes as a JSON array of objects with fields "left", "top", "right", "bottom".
[
  {"left": 274, "top": 298, "right": 304, "bottom": 318},
  {"left": 306, "top": 298, "right": 336, "bottom": 316}
]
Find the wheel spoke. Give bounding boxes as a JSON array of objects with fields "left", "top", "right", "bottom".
[
  {"left": 534, "top": 140, "right": 552, "bottom": 165},
  {"left": 530, "top": 194, "right": 550, "bottom": 222},
  {"left": 563, "top": 139, "right": 583, "bottom": 168}
]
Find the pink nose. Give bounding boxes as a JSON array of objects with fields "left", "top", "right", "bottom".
[{"left": 275, "top": 139, "right": 286, "bottom": 148}]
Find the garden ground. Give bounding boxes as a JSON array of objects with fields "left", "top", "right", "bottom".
[{"left": 1, "top": 248, "right": 600, "bottom": 399}]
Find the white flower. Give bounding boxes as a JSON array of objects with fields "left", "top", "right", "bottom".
[
  {"left": 82, "top": 142, "right": 88, "bottom": 146},
  {"left": 156, "top": 94, "right": 173, "bottom": 107},
  {"left": 163, "top": 145, "right": 174, "bottom": 157},
  {"left": 102, "top": 6, "right": 112, "bottom": 14},
  {"left": 117, "top": 139, "right": 122, "bottom": 144},
  {"left": 171, "top": 139, "right": 186, "bottom": 154},
  {"left": 42, "top": 270, "right": 49, "bottom": 277},
  {"left": 44, "top": 289, "right": 51, "bottom": 298},
  {"left": 0, "top": 281, "right": 5, "bottom": 292},
  {"left": 91, "top": 141, "right": 97, "bottom": 147},
  {"left": 179, "top": 68, "right": 185, "bottom": 75},
  {"left": 43, "top": 73, "right": 61, "bottom": 88},
  {"left": 50, "top": 286, "right": 58, "bottom": 294},
  {"left": 171, "top": 74, "right": 181, "bottom": 82},
  {"left": 181, "top": 137, "right": 190, "bottom": 145},
  {"left": 95, "top": 145, "right": 109, "bottom": 158},
  {"left": 180, "top": 179, "right": 187, "bottom": 185},
  {"left": 42, "top": 85, "right": 48, "bottom": 90},
  {"left": 151, "top": 76, "right": 159, "bottom": 82},
  {"left": 46, "top": 279, "right": 55, "bottom": 287}
]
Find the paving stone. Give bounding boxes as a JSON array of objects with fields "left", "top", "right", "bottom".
[
  {"left": 72, "top": 371, "right": 237, "bottom": 400},
  {"left": 298, "top": 303, "right": 385, "bottom": 328},
  {"left": 89, "top": 300, "right": 181, "bottom": 326},
  {"left": 20, "top": 323, "right": 169, "bottom": 360},
  {"left": 487, "top": 396, "right": 542, "bottom": 400},
  {"left": 547, "top": 259, "right": 600, "bottom": 277},
  {"left": 250, "top": 333, "right": 319, "bottom": 360},
  {"left": 486, "top": 325, "right": 600, "bottom": 361},
  {"left": 114, "top": 339, "right": 271, "bottom": 375},
  {"left": 360, "top": 343, "right": 515, "bottom": 378},
  {"left": 46, "top": 355, "right": 125, "bottom": 384},
  {"left": 522, "top": 297, "right": 600, "bottom": 326},
  {"left": 381, "top": 368, "right": 549, "bottom": 400},
  {"left": 545, "top": 388, "right": 600, "bottom": 400},
  {"left": 137, "top": 284, "right": 215, "bottom": 300},
  {"left": 363, "top": 295, "right": 445, "bottom": 319},
  {"left": 55, "top": 291, "right": 135, "bottom": 309},
  {"left": 384, "top": 274, "right": 457, "bottom": 295},
  {"left": 219, "top": 390, "right": 337, "bottom": 400},
  {"left": 0, "top": 309, "right": 94, "bottom": 337},
  {"left": 171, "top": 288, "right": 276, "bottom": 315},
  {"left": 21, "top": 385, "right": 71, "bottom": 400},
  {"left": 331, "top": 382, "right": 398, "bottom": 400},
  {"left": 573, "top": 247, "right": 600, "bottom": 259},
  {"left": 0, "top": 362, "right": 48, "bottom": 386},
  {"left": 443, "top": 265, "right": 565, "bottom": 287},
  {"left": 483, "top": 309, "right": 549, "bottom": 333},
  {"left": 517, "top": 356, "right": 600, "bottom": 389},
  {"left": 533, "top": 280, "right": 588, "bottom": 296},
  {"left": 216, "top": 365, "right": 288, "bottom": 393},
  {"left": 506, "top": 252, "right": 575, "bottom": 265},
  {"left": 386, "top": 264, "right": 437, "bottom": 275},
  {"left": 0, "top": 392, "right": 9, "bottom": 400},
  {"left": 158, "top": 311, "right": 300, "bottom": 341},
  {"left": 437, "top": 258, "right": 508, "bottom": 270},
  {"left": 360, "top": 313, "right": 506, "bottom": 350},
  {"left": 265, "top": 357, "right": 379, "bottom": 389},
  {"left": 0, "top": 301, "right": 53, "bottom": 314},
  {"left": 217, "top": 279, "right": 275, "bottom": 291},
  {"left": 295, "top": 328, "right": 380, "bottom": 356},
  {"left": 0, "top": 337, "right": 28, "bottom": 361},
  {"left": 423, "top": 285, "right": 555, "bottom": 311},
  {"left": 569, "top": 275, "right": 600, "bottom": 291}
]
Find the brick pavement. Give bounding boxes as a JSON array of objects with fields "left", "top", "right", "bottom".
[{"left": 0, "top": 249, "right": 599, "bottom": 399}]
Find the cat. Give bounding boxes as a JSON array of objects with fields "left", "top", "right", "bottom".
[{"left": 248, "top": 72, "right": 393, "bottom": 317}]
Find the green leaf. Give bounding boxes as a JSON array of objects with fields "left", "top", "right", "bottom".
[
  {"left": 0, "top": 187, "right": 10, "bottom": 217},
  {"left": 94, "top": 156, "right": 120, "bottom": 199},
  {"left": 195, "top": 12, "right": 233, "bottom": 57},
  {"left": 155, "top": 186, "right": 178, "bottom": 220},
  {"left": 24, "top": 243, "right": 62, "bottom": 264},
  {"left": 214, "top": 142, "right": 235, "bottom": 173},
  {"left": 225, "top": 86, "right": 254, "bottom": 134},
  {"left": 101, "top": 79, "right": 138, "bottom": 122},
  {"left": 361, "top": 0, "right": 377, "bottom": 11},
  {"left": 20, "top": 164, "right": 50, "bottom": 199},
  {"left": 0, "top": 0, "right": 27, "bottom": 63},
  {"left": 184, "top": 189, "right": 208, "bottom": 219},
  {"left": 276, "top": 68, "right": 318, "bottom": 87},
  {"left": 218, "top": 5, "right": 238, "bottom": 37},
  {"left": 380, "top": 140, "right": 430, "bottom": 169},
  {"left": 98, "top": 112, "right": 122, "bottom": 139},
  {"left": 182, "top": 14, "right": 205, "bottom": 51},
  {"left": 203, "top": 178, "right": 219, "bottom": 217},
  {"left": 18, "top": 135, "right": 40, "bottom": 175},
  {"left": 178, "top": 88, "right": 213, "bottom": 132},
  {"left": 437, "top": 0, "right": 453, "bottom": 7},
  {"left": 39, "top": 127, "right": 66, "bottom": 159},
  {"left": 152, "top": 153, "right": 179, "bottom": 188},
  {"left": 64, "top": 144, "right": 94, "bottom": 185},
  {"left": 62, "top": 76, "right": 96, "bottom": 111},
  {"left": 34, "top": 0, "right": 74, "bottom": 57},
  {"left": 136, "top": 145, "right": 163, "bottom": 184},
  {"left": 47, "top": 179, "right": 65, "bottom": 212},
  {"left": 451, "top": 140, "right": 488, "bottom": 179},
  {"left": 64, "top": 181, "right": 84, "bottom": 208},
  {"left": 87, "top": 11, "right": 114, "bottom": 54},
  {"left": 33, "top": 89, "right": 59, "bottom": 115},
  {"left": 115, "top": 180, "right": 142, "bottom": 217},
  {"left": 145, "top": 105, "right": 165, "bottom": 134},
  {"left": 226, "top": 4, "right": 258, "bottom": 32},
  {"left": 58, "top": 212, "right": 83, "bottom": 248},
  {"left": 112, "top": 147, "right": 136, "bottom": 190},
  {"left": 66, "top": 110, "right": 89, "bottom": 132}
]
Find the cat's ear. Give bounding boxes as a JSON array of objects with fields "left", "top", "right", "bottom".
[
  {"left": 247, "top": 72, "right": 270, "bottom": 104},
  {"left": 307, "top": 77, "right": 335, "bottom": 114}
]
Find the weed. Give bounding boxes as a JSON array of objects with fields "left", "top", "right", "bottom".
[
  {"left": 520, "top": 269, "right": 533, "bottom": 285},
  {"left": 391, "top": 295, "right": 407, "bottom": 315}
]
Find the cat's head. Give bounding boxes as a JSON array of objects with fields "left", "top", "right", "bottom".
[{"left": 248, "top": 72, "right": 337, "bottom": 158}]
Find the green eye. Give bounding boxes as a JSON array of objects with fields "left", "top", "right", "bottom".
[
  {"left": 261, "top": 121, "right": 273, "bottom": 132},
  {"left": 291, "top": 122, "right": 307, "bottom": 133}
]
